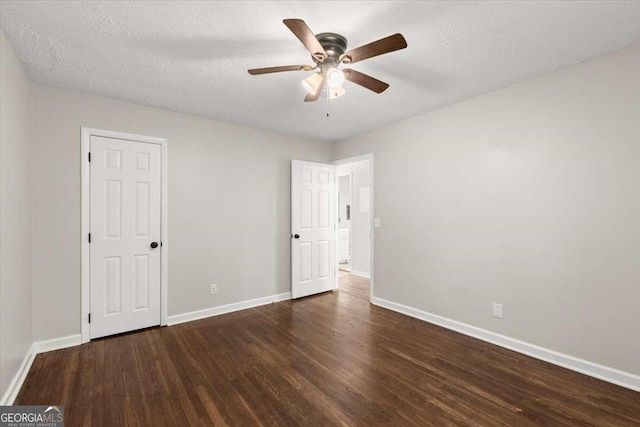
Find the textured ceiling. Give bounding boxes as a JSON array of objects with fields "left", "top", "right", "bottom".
[{"left": 2, "top": 1, "right": 640, "bottom": 141}]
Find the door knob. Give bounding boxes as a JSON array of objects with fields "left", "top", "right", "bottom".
[
  {"left": 293, "top": 234, "right": 300, "bottom": 239},
  {"left": 150, "top": 241, "right": 159, "bottom": 249}
]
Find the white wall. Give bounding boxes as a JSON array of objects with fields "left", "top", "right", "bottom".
[
  {"left": 337, "top": 161, "right": 370, "bottom": 277},
  {"left": 332, "top": 44, "right": 640, "bottom": 375},
  {"left": 0, "top": 30, "right": 33, "bottom": 399},
  {"left": 31, "top": 84, "right": 331, "bottom": 341}
]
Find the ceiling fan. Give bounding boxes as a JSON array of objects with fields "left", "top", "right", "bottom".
[{"left": 248, "top": 19, "right": 407, "bottom": 102}]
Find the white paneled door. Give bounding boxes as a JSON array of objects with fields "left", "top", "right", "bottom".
[
  {"left": 291, "top": 160, "right": 335, "bottom": 299},
  {"left": 90, "top": 136, "right": 162, "bottom": 339}
]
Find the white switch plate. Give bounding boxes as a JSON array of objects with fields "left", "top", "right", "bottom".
[
  {"left": 374, "top": 217, "right": 381, "bottom": 228},
  {"left": 493, "top": 303, "right": 503, "bottom": 319},
  {"left": 210, "top": 284, "right": 218, "bottom": 295}
]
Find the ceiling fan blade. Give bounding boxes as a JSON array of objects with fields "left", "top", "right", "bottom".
[
  {"left": 342, "top": 33, "right": 407, "bottom": 64},
  {"left": 343, "top": 69, "right": 389, "bottom": 93},
  {"left": 304, "top": 75, "right": 326, "bottom": 102},
  {"left": 283, "top": 19, "right": 327, "bottom": 59},
  {"left": 248, "top": 65, "right": 313, "bottom": 75}
]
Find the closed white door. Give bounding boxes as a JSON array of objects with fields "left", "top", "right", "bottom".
[
  {"left": 90, "top": 136, "right": 162, "bottom": 339},
  {"left": 291, "top": 160, "right": 335, "bottom": 299}
]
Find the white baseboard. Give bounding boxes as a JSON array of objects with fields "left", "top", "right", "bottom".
[
  {"left": 350, "top": 269, "right": 370, "bottom": 279},
  {"left": 168, "top": 292, "right": 291, "bottom": 326},
  {"left": 0, "top": 344, "right": 36, "bottom": 406},
  {"left": 33, "top": 334, "right": 82, "bottom": 354},
  {"left": 1, "top": 334, "right": 82, "bottom": 405},
  {"left": 372, "top": 296, "right": 640, "bottom": 392}
]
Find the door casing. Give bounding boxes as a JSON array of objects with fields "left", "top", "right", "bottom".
[{"left": 81, "top": 127, "right": 168, "bottom": 343}]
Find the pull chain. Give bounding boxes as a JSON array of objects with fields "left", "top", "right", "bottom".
[{"left": 326, "top": 85, "right": 330, "bottom": 117}]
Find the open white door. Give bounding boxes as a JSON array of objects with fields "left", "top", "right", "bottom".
[
  {"left": 291, "top": 160, "right": 335, "bottom": 299},
  {"left": 89, "top": 135, "right": 162, "bottom": 338}
]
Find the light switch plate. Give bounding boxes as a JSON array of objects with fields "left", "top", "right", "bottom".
[{"left": 374, "top": 218, "right": 381, "bottom": 228}]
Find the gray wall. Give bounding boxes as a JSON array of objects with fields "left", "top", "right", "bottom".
[
  {"left": 0, "top": 30, "right": 33, "bottom": 399},
  {"left": 332, "top": 44, "right": 640, "bottom": 375},
  {"left": 31, "top": 84, "right": 331, "bottom": 341}
]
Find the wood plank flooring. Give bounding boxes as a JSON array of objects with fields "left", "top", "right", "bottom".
[{"left": 16, "top": 274, "right": 640, "bottom": 426}]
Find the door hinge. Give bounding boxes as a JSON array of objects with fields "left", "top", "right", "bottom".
[
  {"left": 88, "top": 152, "right": 91, "bottom": 162},
  {"left": 88, "top": 233, "right": 91, "bottom": 243},
  {"left": 88, "top": 313, "right": 91, "bottom": 323}
]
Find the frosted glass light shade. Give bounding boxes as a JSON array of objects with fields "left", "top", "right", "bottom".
[
  {"left": 302, "top": 72, "right": 323, "bottom": 94},
  {"left": 326, "top": 68, "right": 345, "bottom": 88}
]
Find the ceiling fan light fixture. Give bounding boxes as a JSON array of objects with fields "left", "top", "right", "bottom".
[
  {"left": 302, "top": 72, "right": 323, "bottom": 94},
  {"left": 326, "top": 67, "right": 345, "bottom": 88}
]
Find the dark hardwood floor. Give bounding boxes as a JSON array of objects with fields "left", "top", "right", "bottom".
[{"left": 16, "top": 274, "right": 640, "bottom": 426}]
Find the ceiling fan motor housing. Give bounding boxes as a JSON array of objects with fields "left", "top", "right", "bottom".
[{"left": 314, "top": 33, "right": 348, "bottom": 63}]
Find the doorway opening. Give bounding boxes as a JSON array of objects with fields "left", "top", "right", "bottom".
[
  {"left": 289, "top": 154, "right": 373, "bottom": 301},
  {"left": 334, "top": 154, "right": 374, "bottom": 302}
]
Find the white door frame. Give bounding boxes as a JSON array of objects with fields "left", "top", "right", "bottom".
[
  {"left": 333, "top": 154, "right": 374, "bottom": 302},
  {"left": 80, "top": 127, "right": 168, "bottom": 343}
]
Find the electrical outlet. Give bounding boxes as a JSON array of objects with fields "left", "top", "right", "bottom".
[
  {"left": 493, "top": 303, "right": 503, "bottom": 319},
  {"left": 210, "top": 284, "right": 218, "bottom": 295}
]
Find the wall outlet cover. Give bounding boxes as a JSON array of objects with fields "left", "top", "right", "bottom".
[{"left": 493, "top": 303, "right": 503, "bottom": 319}]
